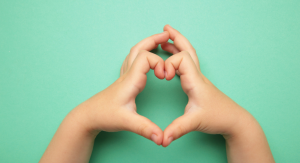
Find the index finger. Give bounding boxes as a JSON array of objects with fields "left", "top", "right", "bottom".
[
  {"left": 127, "top": 31, "right": 170, "bottom": 66},
  {"left": 163, "top": 25, "right": 200, "bottom": 70}
]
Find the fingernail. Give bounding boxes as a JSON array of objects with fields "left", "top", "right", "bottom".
[
  {"left": 151, "top": 134, "right": 158, "bottom": 143},
  {"left": 168, "top": 137, "right": 173, "bottom": 145},
  {"left": 164, "top": 71, "right": 167, "bottom": 78}
]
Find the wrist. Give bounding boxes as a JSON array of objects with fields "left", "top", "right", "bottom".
[
  {"left": 67, "top": 106, "right": 101, "bottom": 138},
  {"left": 223, "top": 111, "right": 262, "bottom": 142}
]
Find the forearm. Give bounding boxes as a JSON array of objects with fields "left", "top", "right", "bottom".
[
  {"left": 39, "top": 108, "right": 99, "bottom": 163},
  {"left": 224, "top": 115, "right": 275, "bottom": 163}
]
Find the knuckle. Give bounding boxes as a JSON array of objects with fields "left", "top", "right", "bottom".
[
  {"left": 138, "top": 49, "right": 147, "bottom": 55},
  {"left": 178, "top": 125, "right": 187, "bottom": 136},
  {"left": 137, "top": 123, "right": 149, "bottom": 136},
  {"left": 181, "top": 50, "right": 188, "bottom": 54},
  {"left": 127, "top": 55, "right": 134, "bottom": 66},
  {"left": 124, "top": 55, "right": 129, "bottom": 63},
  {"left": 136, "top": 50, "right": 148, "bottom": 59},
  {"left": 130, "top": 46, "right": 137, "bottom": 53},
  {"left": 191, "top": 47, "right": 196, "bottom": 53},
  {"left": 181, "top": 50, "right": 190, "bottom": 57}
]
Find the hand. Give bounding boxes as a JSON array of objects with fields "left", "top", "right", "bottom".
[
  {"left": 72, "top": 31, "right": 170, "bottom": 145},
  {"left": 40, "top": 32, "right": 170, "bottom": 163},
  {"left": 162, "top": 25, "right": 246, "bottom": 146},
  {"left": 161, "top": 25, "right": 274, "bottom": 163},
  {"left": 161, "top": 24, "right": 257, "bottom": 145}
]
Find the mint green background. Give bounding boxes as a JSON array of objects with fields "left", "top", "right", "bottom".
[{"left": 1, "top": 0, "right": 299, "bottom": 162}]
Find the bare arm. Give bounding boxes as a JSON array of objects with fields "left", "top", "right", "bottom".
[{"left": 39, "top": 108, "right": 98, "bottom": 163}]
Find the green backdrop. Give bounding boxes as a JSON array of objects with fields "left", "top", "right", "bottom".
[{"left": 1, "top": 0, "right": 299, "bottom": 162}]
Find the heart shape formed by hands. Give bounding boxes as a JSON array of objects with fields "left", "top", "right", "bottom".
[
  {"left": 40, "top": 24, "right": 274, "bottom": 163},
  {"left": 117, "top": 25, "right": 221, "bottom": 147},
  {"left": 85, "top": 25, "right": 248, "bottom": 148}
]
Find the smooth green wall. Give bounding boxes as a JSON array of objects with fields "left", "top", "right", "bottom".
[{"left": 1, "top": 0, "right": 299, "bottom": 162}]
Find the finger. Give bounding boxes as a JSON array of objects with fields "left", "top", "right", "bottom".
[
  {"left": 162, "top": 113, "right": 198, "bottom": 147},
  {"left": 127, "top": 31, "right": 169, "bottom": 66},
  {"left": 165, "top": 51, "right": 199, "bottom": 81},
  {"left": 163, "top": 24, "right": 195, "bottom": 52},
  {"left": 120, "top": 60, "right": 124, "bottom": 76},
  {"left": 161, "top": 42, "right": 181, "bottom": 76},
  {"left": 163, "top": 25, "right": 200, "bottom": 70},
  {"left": 130, "top": 31, "right": 169, "bottom": 53},
  {"left": 120, "top": 55, "right": 128, "bottom": 76},
  {"left": 130, "top": 50, "right": 165, "bottom": 80},
  {"left": 123, "top": 55, "right": 129, "bottom": 73},
  {"left": 122, "top": 112, "right": 164, "bottom": 145},
  {"left": 161, "top": 42, "right": 180, "bottom": 54}
]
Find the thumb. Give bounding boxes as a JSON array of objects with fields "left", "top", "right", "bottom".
[
  {"left": 165, "top": 51, "right": 202, "bottom": 95},
  {"left": 162, "top": 113, "right": 199, "bottom": 147},
  {"left": 121, "top": 111, "right": 164, "bottom": 145},
  {"left": 129, "top": 50, "right": 165, "bottom": 79},
  {"left": 165, "top": 50, "right": 199, "bottom": 81},
  {"left": 126, "top": 50, "right": 165, "bottom": 95}
]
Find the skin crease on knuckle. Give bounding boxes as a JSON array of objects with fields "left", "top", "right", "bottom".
[
  {"left": 122, "top": 55, "right": 129, "bottom": 74},
  {"left": 127, "top": 54, "right": 136, "bottom": 67},
  {"left": 176, "top": 125, "right": 186, "bottom": 140},
  {"left": 128, "top": 49, "right": 146, "bottom": 67},
  {"left": 129, "top": 45, "right": 138, "bottom": 54},
  {"left": 130, "top": 50, "right": 146, "bottom": 67},
  {"left": 137, "top": 122, "right": 150, "bottom": 138}
]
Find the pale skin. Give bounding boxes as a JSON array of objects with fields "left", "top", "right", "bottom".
[{"left": 39, "top": 25, "right": 275, "bottom": 163}]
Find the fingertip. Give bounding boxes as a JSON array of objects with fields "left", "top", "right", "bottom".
[
  {"left": 167, "top": 137, "right": 173, "bottom": 146},
  {"left": 154, "top": 70, "right": 164, "bottom": 80},
  {"left": 157, "top": 31, "right": 169, "bottom": 41},
  {"left": 162, "top": 134, "right": 173, "bottom": 147},
  {"left": 166, "top": 72, "right": 175, "bottom": 81},
  {"left": 151, "top": 134, "right": 158, "bottom": 144},
  {"left": 165, "top": 62, "right": 176, "bottom": 81},
  {"left": 143, "top": 122, "right": 163, "bottom": 145},
  {"left": 163, "top": 30, "right": 170, "bottom": 36},
  {"left": 159, "top": 31, "right": 170, "bottom": 39},
  {"left": 151, "top": 128, "right": 164, "bottom": 145},
  {"left": 159, "top": 31, "right": 169, "bottom": 38},
  {"left": 165, "top": 73, "right": 173, "bottom": 81},
  {"left": 164, "top": 24, "right": 171, "bottom": 31},
  {"left": 162, "top": 142, "right": 168, "bottom": 147},
  {"left": 154, "top": 61, "right": 165, "bottom": 79},
  {"left": 163, "top": 24, "right": 180, "bottom": 41},
  {"left": 163, "top": 24, "right": 168, "bottom": 31}
]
